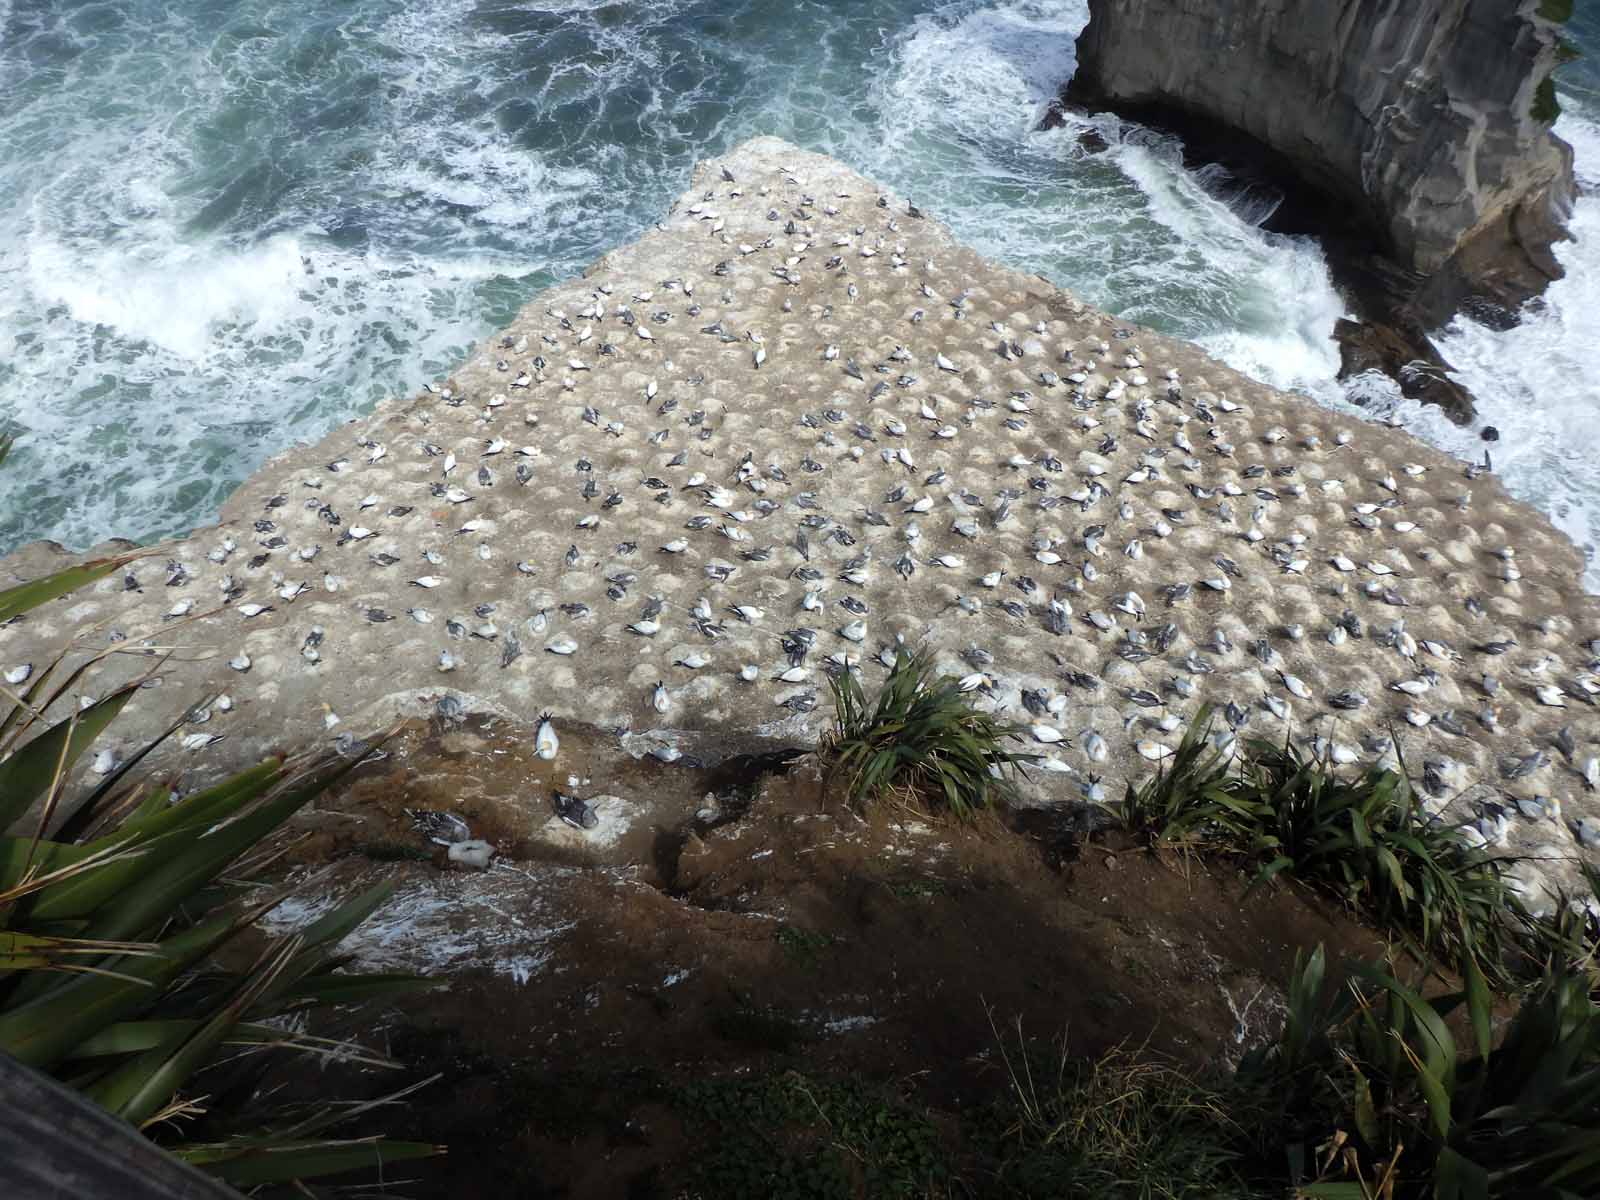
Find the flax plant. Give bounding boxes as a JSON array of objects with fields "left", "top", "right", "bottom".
[
  {"left": 825, "top": 649, "right": 1038, "bottom": 819},
  {"left": 0, "top": 489, "right": 442, "bottom": 1188}
]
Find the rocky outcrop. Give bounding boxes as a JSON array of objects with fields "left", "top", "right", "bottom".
[
  {"left": 2, "top": 138, "right": 1596, "bottom": 905},
  {"left": 1065, "top": 0, "right": 1578, "bottom": 421}
]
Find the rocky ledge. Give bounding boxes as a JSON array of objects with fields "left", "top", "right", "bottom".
[
  {"left": 2, "top": 137, "right": 1597, "bottom": 906},
  {"left": 1064, "top": 0, "right": 1579, "bottom": 423}
]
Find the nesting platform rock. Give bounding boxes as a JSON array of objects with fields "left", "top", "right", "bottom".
[{"left": 4, "top": 137, "right": 1598, "bottom": 909}]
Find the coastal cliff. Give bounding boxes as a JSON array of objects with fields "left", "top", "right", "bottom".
[
  {"left": 2, "top": 138, "right": 1596, "bottom": 906},
  {"left": 1065, "top": 0, "right": 1578, "bottom": 420}
]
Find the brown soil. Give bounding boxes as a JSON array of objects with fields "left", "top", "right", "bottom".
[{"left": 232, "top": 715, "right": 1388, "bottom": 1198}]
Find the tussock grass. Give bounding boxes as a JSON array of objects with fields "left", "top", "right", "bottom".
[
  {"left": 988, "top": 1018, "right": 1273, "bottom": 1199},
  {"left": 1118, "top": 708, "right": 1522, "bottom": 982},
  {"left": 825, "top": 649, "right": 1037, "bottom": 819},
  {"left": 1115, "top": 704, "right": 1233, "bottom": 842}
]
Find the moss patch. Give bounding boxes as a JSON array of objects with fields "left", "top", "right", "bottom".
[{"left": 672, "top": 1072, "right": 947, "bottom": 1199}]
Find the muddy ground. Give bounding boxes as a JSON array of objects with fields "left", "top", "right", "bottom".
[{"left": 215, "top": 710, "right": 1387, "bottom": 1197}]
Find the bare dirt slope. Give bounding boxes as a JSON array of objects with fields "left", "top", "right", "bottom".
[{"left": 230, "top": 713, "right": 1386, "bottom": 1197}]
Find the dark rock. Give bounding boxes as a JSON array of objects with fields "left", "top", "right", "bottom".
[
  {"left": 1482, "top": 426, "right": 1501, "bottom": 442},
  {"left": 1334, "top": 319, "right": 1475, "bottom": 424},
  {"left": 1063, "top": 0, "right": 1579, "bottom": 421},
  {"left": 1036, "top": 101, "right": 1110, "bottom": 155},
  {"left": 1037, "top": 98, "right": 1069, "bottom": 131}
]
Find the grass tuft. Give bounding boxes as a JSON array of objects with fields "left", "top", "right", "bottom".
[
  {"left": 824, "top": 649, "right": 1037, "bottom": 819},
  {"left": 987, "top": 1019, "right": 1273, "bottom": 1199},
  {"left": 1118, "top": 713, "right": 1525, "bottom": 982},
  {"left": 674, "top": 1070, "right": 947, "bottom": 1198},
  {"left": 1115, "top": 703, "right": 1232, "bottom": 842}
]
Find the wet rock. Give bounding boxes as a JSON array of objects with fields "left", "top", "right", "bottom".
[
  {"left": 1068, "top": 0, "right": 1574, "bottom": 276},
  {"left": 1334, "top": 319, "right": 1475, "bottom": 424},
  {"left": 1064, "top": 0, "right": 1578, "bottom": 420}
]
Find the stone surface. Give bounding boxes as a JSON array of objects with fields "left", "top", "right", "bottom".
[
  {"left": 2, "top": 136, "right": 1597, "bottom": 906},
  {"left": 1065, "top": 0, "right": 1578, "bottom": 422},
  {"left": 1067, "top": 0, "right": 1575, "bottom": 278}
]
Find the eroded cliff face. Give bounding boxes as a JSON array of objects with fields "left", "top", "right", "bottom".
[{"left": 1067, "top": 0, "right": 1576, "bottom": 322}]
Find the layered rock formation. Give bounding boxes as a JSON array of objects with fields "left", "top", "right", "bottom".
[
  {"left": 2, "top": 138, "right": 1597, "bottom": 905},
  {"left": 1065, "top": 0, "right": 1578, "bottom": 421}
]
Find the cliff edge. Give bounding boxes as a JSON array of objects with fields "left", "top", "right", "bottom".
[
  {"left": 2, "top": 137, "right": 1596, "bottom": 907},
  {"left": 1065, "top": 0, "right": 1578, "bottom": 421}
]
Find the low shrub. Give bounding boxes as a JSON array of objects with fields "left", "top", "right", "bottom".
[
  {"left": 0, "top": 529, "right": 441, "bottom": 1187},
  {"left": 1240, "top": 944, "right": 1600, "bottom": 1200},
  {"left": 825, "top": 649, "right": 1037, "bottom": 819},
  {"left": 989, "top": 1024, "right": 1273, "bottom": 1199},
  {"left": 1119, "top": 711, "right": 1523, "bottom": 982}
]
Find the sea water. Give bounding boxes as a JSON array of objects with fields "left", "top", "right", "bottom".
[{"left": 0, "top": 0, "right": 1593, "bottom": 586}]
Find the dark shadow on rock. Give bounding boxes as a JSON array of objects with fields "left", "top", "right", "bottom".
[{"left": 239, "top": 763, "right": 1392, "bottom": 1197}]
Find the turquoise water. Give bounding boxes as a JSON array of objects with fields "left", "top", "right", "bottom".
[{"left": 0, "top": 0, "right": 1593, "bottom": 586}]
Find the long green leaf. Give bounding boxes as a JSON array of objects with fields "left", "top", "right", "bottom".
[
  {"left": 88, "top": 757, "right": 285, "bottom": 848},
  {"left": 50, "top": 700, "right": 201, "bottom": 843},
  {"left": 184, "top": 1138, "right": 442, "bottom": 1186},
  {"left": 23, "top": 828, "right": 193, "bottom": 924},
  {"left": 71, "top": 1018, "right": 291, "bottom": 1059},
  {"left": 275, "top": 973, "right": 442, "bottom": 1008},
  {"left": 0, "top": 680, "right": 141, "bottom": 828},
  {"left": 0, "top": 835, "right": 95, "bottom": 888},
  {"left": 86, "top": 938, "right": 295, "bottom": 1125},
  {"left": 77, "top": 771, "right": 339, "bottom": 943},
  {"left": 0, "top": 649, "right": 68, "bottom": 750},
  {"left": 260, "top": 883, "right": 406, "bottom": 1003},
  {"left": 0, "top": 554, "right": 134, "bottom": 624},
  {"left": 1438, "top": 1145, "right": 1492, "bottom": 1200},
  {"left": 1463, "top": 955, "right": 1494, "bottom": 1060},
  {"left": 29, "top": 762, "right": 287, "bottom": 924},
  {"left": 0, "top": 914, "right": 240, "bottom": 1068}
]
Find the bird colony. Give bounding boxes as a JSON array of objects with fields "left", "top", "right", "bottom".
[{"left": 4, "top": 138, "right": 1598, "bottom": 905}]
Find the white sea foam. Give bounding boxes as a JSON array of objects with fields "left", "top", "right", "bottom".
[
  {"left": 1410, "top": 108, "right": 1600, "bottom": 588},
  {"left": 27, "top": 233, "right": 309, "bottom": 361},
  {"left": 0, "top": 0, "right": 579, "bottom": 550},
  {"left": 870, "top": 0, "right": 1352, "bottom": 415},
  {"left": 883, "top": 0, "right": 1085, "bottom": 136}
]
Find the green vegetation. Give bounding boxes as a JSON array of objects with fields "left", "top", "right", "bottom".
[
  {"left": 824, "top": 649, "right": 1037, "bottom": 819},
  {"left": 1239, "top": 944, "right": 1600, "bottom": 1199},
  {"left": 0, "top": 522, "right": 439, "bottom": 1187},
  {"left": 653, "top": 945, "right": 1600, "bottom": 1199},
  {"left": 988, "top": 1033, "right": 1273, "bottom": 1199},
  {"left": 775, "top": 923, "right": 838, "bottom": 968},
  {"left": 674, "top": 1071, "right": 947, "bottom": 1199},
  {"left": 1107, "top": 710, "right": 1600, "bottom": 1195},
  {"left": 1117, "top": 707, "right": 1525, "bottom": 983},
  {"left": 1114, "top": 703, "right": 1236, "bottom": 844},
  {"left": 1534, "top": 76, "right": 1562, "bottom": 125},
  {"left": 352, "top": 838, "right": 434, "bottom": 863},
  {"left": 1532, "top": 0, "right": 1578, "bottom": 122}
]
